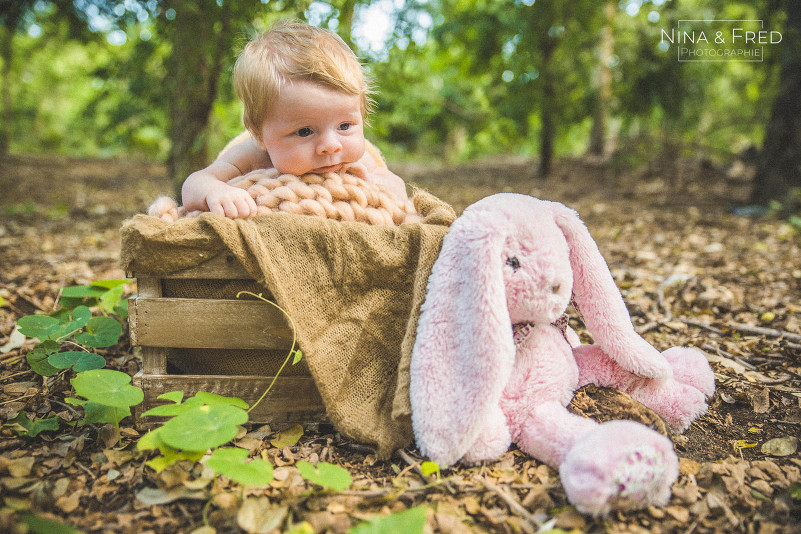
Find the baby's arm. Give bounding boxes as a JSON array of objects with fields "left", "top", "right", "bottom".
[{"left": 181, "top": 137, "right": 269, "bottom": 218}]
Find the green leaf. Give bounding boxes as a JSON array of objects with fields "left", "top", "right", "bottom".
[
  {"left": 207, "top": 448, "right": 274, "bottom": 487},
  {"left": 288, "top": 522, "right": 316, "bottom": 534},
  {"left": 99, "top": 285, "right": 125, "bottom": 315},
  {"left": 91, "top": 279, "right": 130, "bottom": 289},
  {"left": 5, "top": 412, "right": 60, "bottom": 438},
  {"left": 137, "top": 428, "right": 205, "bottom": 472},
  {"left": 114, "top": 297, "right": 129, "bottom": 319},
  {"left": 137, "top": 428, "right": 166, "bottom": 451},
  {"left": 49, "top": 307, "right": 72, "bottom": 323},
  {"left": 145, "top": 449, "right": 206, "bottom": 473},
  {"left": 26, "top": 415, "right": 61, "bottom": 436},
  {"left": 790, "top": 482, "right": 801, "bottom": 500},
  {"left": 26, "top": 341, "right": 62, "bottom": 376},
  {"left": 292, "top": 349, "right": 303, "bottom": 365},
  {"left": 19, "top": 306, "right": 91, "bottom": 344},
  {"left": 141, "top": 402, "right": 196, "bottom": 418},
  {"left": 48, "top": 351, "right": 106, "bottom": 372},
  {"left": 297, "top": 461, "right": 352, "bottom": 492},
  {"left": 58, "top": 296, "right": 95, "bottom": 310},
  {"left": 158, "top": 391, "right": 184, "bottom": 403},
  {"left": 65, "top": 306, "right": 92, "bottom": 332},
  {"left": 21, "top": 513, "right": 81, "bottom": 534},
  {"left": 0, "top": 296, "right": 6, "bottom": 307},
  {"left": 71, "top": 369, "right": 143, "bottom": 408},
  {"left": 17, "top": 314, "right": 62, "bottom": 340},
  {"left": 74, "top": 316, "right": 122, "bottom": 348},
  {"left": 193, "top": 391, "right": 249, "bottom": 409},
  {"left": 159, "top": 404, "right": 248, "bottom": 451},
  {"left": 59, "top": 285, "right": 108, "bottom": 299},
  {"left": 81, "top": 402, "right": 131, "bottom": 425},
  {"left": 421, "top": 461, "right": 441, "bottom": 479},
  {"left": 142, "top": 392, "right": 247, "bottom": 418},
  {"left": 348, "top": 505, "right": 428, "bottom": 534}
]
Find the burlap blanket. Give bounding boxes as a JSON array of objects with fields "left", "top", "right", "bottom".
[{"left": 120, "top": 189, "right": 456, "bottom": 457}]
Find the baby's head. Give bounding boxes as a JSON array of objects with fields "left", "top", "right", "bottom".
[{"left": 234, "top": 21, "right": 373, "bottom": 141}]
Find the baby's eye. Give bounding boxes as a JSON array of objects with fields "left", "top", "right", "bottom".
[
  {"left": 338, "top": 122, "right": 352, "bottom": 131},
  {"left": 295, "top": 127, "right": 313, "bottom": 137}
]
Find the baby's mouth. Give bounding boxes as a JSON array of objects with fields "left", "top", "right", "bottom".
[{"left": 312, "top": 164, "right": 343, "bottom": 174}]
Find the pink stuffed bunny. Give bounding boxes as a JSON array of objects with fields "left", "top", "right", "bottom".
[{"left": 410, "top": 193, "right": 715, "bottom": 516}]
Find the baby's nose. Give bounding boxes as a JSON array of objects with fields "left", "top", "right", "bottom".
[{"left": 317, "top": 132, "right": 342, "bottom": 155}]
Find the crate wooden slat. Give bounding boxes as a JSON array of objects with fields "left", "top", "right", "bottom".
[
  {"left": 158, "top": 253, "right": 253, "bottom": 279},
  {"left": 129, "top": 252, "right": 328, "bottom": 429},
  {"left": 130, "top": 297, "right": 293, "bottom": 349}
]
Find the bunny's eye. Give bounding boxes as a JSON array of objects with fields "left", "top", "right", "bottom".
[{"left": 506, "top": 256, "right": 520, "bottom": 272}]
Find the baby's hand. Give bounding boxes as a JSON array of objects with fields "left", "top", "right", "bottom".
[{"left": 205, "top": 182, "right": 257, "bottom": 218}]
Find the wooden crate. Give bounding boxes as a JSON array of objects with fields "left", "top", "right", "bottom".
[{"left": 128, "top": 252, "right": 327, "bottom": 429}]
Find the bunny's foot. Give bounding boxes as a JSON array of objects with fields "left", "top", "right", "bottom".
[
  {"left": 462, "top": 405, "right": 512, "bottom": 464},
  {"left": 575, "top": 344, "right": 710, "bottom": 433},
  {"left": 662, "top": 347, "right": 715, "bottom": 399},
  {"left": 559, "top": 420, "right": 678, "bottom": 517},
  {"left": 629, "top": 378, "right": 707, "bottom": 433},
  {"left": 625, "top": 348, "right": 714, "bottom": 432}
]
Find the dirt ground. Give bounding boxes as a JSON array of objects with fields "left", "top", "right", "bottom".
[{"left": 0, "top": 153, "right": 799, "bottom": 533}]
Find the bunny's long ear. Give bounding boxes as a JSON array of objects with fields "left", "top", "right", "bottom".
[
  {"left": 410, "top": 206, "right": 515, "bottom": 467},
  {"left": 549, "top": 202, "right": 671, "bottom": 379}
]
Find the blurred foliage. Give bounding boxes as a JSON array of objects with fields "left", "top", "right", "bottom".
[{"left": 0, "top": 0, "right": 790, "bottom": 166}]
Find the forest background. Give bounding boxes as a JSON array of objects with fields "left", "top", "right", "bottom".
[{"left": 1, "top": 0, "right": 799, "bottom": 206}]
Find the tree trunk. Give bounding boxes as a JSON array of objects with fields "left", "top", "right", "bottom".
[
  {"left": 588, "top": 1, "right": 614, "bottom": 157},
  {"left": 337, "top": 0, "right": 357, "bottom": 49},
  {"left": 0, "top": 26, "right": 12, "bottom": 155},
  {"left": 164, "top": 0, "right": 234, "bottom": 196},
  {"left": 750, "top": 3, "right": 801, "bottom": 205},
  {"left": 539, "top": 36, "right": 556, "bottom": 178},
  {"left": 0, "top": 3, "right": 26, "bottom": 156}
]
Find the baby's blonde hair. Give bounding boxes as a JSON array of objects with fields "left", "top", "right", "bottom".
[{"left": 234, "top": 20, "right": 374, "bottom": 140}]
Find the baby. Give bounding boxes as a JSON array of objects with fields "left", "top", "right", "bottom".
[{"left": 181, "top": 21, "right": 408, "bottom": 218}]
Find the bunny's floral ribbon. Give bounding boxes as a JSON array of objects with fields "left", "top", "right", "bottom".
[{"left": 512, "top": 296, "right": 580, "bottom": 347}]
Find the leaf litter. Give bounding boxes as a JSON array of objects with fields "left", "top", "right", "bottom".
[{"left": 0, "top": 154, "right": 799, "bottom": 532}]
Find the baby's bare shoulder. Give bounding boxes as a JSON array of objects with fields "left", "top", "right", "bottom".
[{"left": 218, "top": 136, "right": 272, "bottom": 174}]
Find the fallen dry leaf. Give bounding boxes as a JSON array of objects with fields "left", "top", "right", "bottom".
[
  {"left": 270, "top": 424, "right": 303, "bottom": 449},
  {"left": 55, "top": 490, "right": 83, "bottom": 513},
  {"left": 7, "top": 457, "right": 34, "bottom": 477},
  {"left": 761, "top": 437, "right": 798, "bottom": 457},
  {"left": 237, "top": 498, "right": 287, "bottom": 534},
  {"left": 665, "top": 504, "right": 691, "bottom": 523},
  {"left": 102, "top": 448, "right": 134, "bottom": 466},
  {"left": 135, "top": 486, "right": 206, "bottom": 506}
]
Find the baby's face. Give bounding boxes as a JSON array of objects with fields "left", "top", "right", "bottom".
[{"left": 256, "top": 80, "right": 365, "bottom": 176}]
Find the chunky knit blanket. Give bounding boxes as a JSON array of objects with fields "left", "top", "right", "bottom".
[
  {"left": 148, "top": 169, "right": 419, "bottom": 226},
  {"left": 121, "top": 188, "right": 456, "bottom": 457}
]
